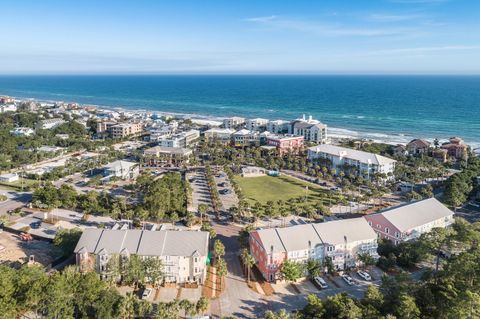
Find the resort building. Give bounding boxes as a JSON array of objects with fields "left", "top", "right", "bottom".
[
  {"left": 110, "top": 123, "right": 143, "bottom": 139},
  {"left": 143, "top": 146, "right": 193, "bottom": 167},
  {"left": 441, "top": 137, "right": 469, "bottom": 160},
  {"left": 203, "top": 128, "right": 236, "bottom": 145},
  {"left": 0, "top": 104, "right": 17, "bottom": 113},
  {"left": 0, "top": 173, "right": 19, "bottom": 183},
  {"left": 37, "top": 118, "right": 66, "bottom": 130},
  {"left": 291, "top": 118, "right": 328, "bottom": 144},
  {"left": 223, "top": 116, "right": 245, "bottom": 129},
  {"left": 102, "top": 160, "right": 139, "bottom": 180},
  {"left": 307, "top": 144, "right": 396, "bottom": 179},
  {"left": 0, "top": 96, "right": 15, "bottom": 104},
  {"left": 250, "top": 218, "right": 378, "bottom": 282},
  {"left": 266, "top": 134, "right": 304, "bottom": 155},
  {"left": 232, "top": 129, "right": 260, "bottom": 147},
  {"left": 74, "top": 229, "right": 209, "bottom": 284},
  {"left": 245, "top": 118, "right": 269, "bottom": 132},
  {"left": 96, "top": 121, "right": 117, "bottom": 134},
  {"left": 364, "top": 198, "right": 455, "bottom": 244},
  {"left": 406, "top": 139, "right": 431, "bottom": 156},
  {"left": 10, "top": 127, "right": 35, "bottom": 137},
  {"left": 158, "top": 129, "right": 200, "bottom": 148},
  {"left": 267, "top": 120, "right": 290, "bottom": 134}
]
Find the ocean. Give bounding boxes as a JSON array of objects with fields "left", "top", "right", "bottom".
[{"left": 0, "top": 75, "right": 479, "bottom": 147}]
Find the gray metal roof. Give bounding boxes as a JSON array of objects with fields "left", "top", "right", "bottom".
[
  {"left": 308, "top": 144, "right": 396, "bottom": 166},
  {"left": 254, "top": 217, "right": 377, "bottom": 253},
  {"left": 74, "top": 229, "right": 209, "bottom": 257},
  {"left": 375, "top": 198, "right": 454, "bottom": 232}
]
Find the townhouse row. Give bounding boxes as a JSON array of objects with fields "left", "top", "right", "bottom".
[{"left": 250, "top": 198, "right": 454, "bottom": 282}]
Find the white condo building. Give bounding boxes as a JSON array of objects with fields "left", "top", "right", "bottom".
[
  {"left": 245, "top": 118, "right": 269, "bottom": 131},
  {"left": 307, "top": 144, "right": 396, "bottom": 179}
]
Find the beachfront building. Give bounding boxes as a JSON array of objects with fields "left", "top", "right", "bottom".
[
  {"left": 267, "top": 120, "right": 290, "bottom": 134},
  {"left": 204, "top": 128, "right": 236, "bottom": 145},
  {"left": 232, "top": 129, "right": 260, "bottom": 147},
  {"left": 407, "top": 139, "right": 431, "bottom": 156},
  {"left": 0, "top": 104, "right": 17, "bottom": 113},
  {"left": 37, "top": 118, "right": 66, "bottom": 130},
  {"left": 10, "top": 127, "right": 35, "bottom": 137},
  {"left": 96, "top": 121, "right": 117, "bottom": 135},
  {"left": 0, "top": 96, "right": 15, "bottom": 104},
  {"left": 158, "top": 129, "right": 200, "bottom": 148},
  {"left": 364, "top": 198, "right": 455, "bottom": 244},
  {"left": 0, "top": 173, "right": 19, "bottom": 183},
  {"left": 102, "top": 160, "right": 139, "bottom": 180},
  {"left": 74, "top": 229, "right": 209, "bottom": 284},
  {"left": 143, "top": 146, "right": 192, "bottom": 167},
  {"left": 245, "top": 118, "right": 269, "bottom": 132},
  {"left": 290, "top": 116, "right": 328, "bottom": 144},
  {"left": 18, "top": 101, "right": 38, "bottom": 112},
  {"left": 441, "top": 137, "right": 469, "bottom": 160},
  {"left": 307, "top": 144, "right": 396, "bottom": 180},
  {"left": 110, "top": 123, "right": 143, "bottom": 139},
  {"left": 250, "top": 218, "right": 378, "bottom": 282},
  {"left": 223, "top": 116, "right": 245, "bottom": 129},
  {"left": 266, "top": 134, "right": 304, "bottom": 155}
]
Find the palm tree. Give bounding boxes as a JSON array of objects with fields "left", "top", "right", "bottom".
[
  {"left": 241, "top": 249, "right": 255, "bottom": 283},
  {"left": 198, "top": 203, "right": 208, "bottom": 226},
  {"left": 216, "top": 257, "right": 228, "bottom": 291}
]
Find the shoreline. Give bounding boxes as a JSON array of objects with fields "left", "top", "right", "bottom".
[{"left": 5, "top": 93, "right": 479, "bottom": 149}]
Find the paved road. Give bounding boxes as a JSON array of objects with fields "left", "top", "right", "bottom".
[
  {"left": 213, "top": 172, "right": 239, "bottom": 212},
  {"left": 187, "top": 168, "right": 213, "bottom": 213},
  {"left": 0, "top": 190, "right": 32, "bottom": 219}
]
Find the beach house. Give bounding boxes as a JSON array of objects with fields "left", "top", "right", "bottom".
[{"left": 364, "top": 198, "right": 455, "bottom": 244}]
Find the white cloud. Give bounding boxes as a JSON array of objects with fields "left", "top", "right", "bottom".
[
  {"left": 245, "top": 15, "right": 414, "bottom": 37},
  {"left": 369, "top": 13, "right": 424, "bottom": 22},
  {"left": 359, "top": 45, "right": 480, "bottom": 56}
]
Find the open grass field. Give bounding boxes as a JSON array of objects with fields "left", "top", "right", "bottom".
[
  {"left": 234, "top": 175, "right": 340, "bottom": 205},
  {"left": 0, "top": 178, "right": 37, "bottom": 191}
]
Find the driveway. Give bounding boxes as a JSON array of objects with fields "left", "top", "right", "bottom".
[{"left": 187, "top": 168, "right": 213, "bottom": 213}]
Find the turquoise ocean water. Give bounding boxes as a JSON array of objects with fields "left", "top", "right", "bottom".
[{"left": 0, "top": 75, "right": 479, "bottom": 147}]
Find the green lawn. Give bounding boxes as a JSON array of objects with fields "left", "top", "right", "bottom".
[
  {"left": 0, "top": 178, "right": 38, "bottom": 191},
  {"left": 235, "top": 175, "right": 339, "bottom": 205}
]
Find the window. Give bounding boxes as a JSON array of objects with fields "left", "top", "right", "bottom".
[
  {"left": 327, "top": 246, "right": 335, "bottom": 252},
  {"left": 194, "top": 257, "right": 198, "bottom": 263},
  {"left": 385, "top": 227, "right": 390, "bottom": 234},
  {"left": 395, "top": 232, "right": 400, "bottom": 238},
  {"left": 368, "top": 221, "right": 372, "bottom": 226}
]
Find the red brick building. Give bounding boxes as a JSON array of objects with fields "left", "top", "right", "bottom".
[{"left": 266, "top": 134, "right": 304, "bottom": 155}]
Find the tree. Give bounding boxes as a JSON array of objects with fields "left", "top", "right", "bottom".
[
  {"left": 143, "top": 257, "right": 164, "bottom": 287},
  {"left": 241, "top": 248, "right": 255, "bottom": 282},
  {"left": 214, "top": 239, "right": 226, "bottom": 263},
  {"left": 280, "top": 260, "right": 305, "bottom": 282},
  {"left": 0, "top": 266, "right": 18, "bottom": 318},
  {"left": 196, "top": 296, "right": 209, "bottom": 315},
  {"left": 123, "top": 254, "right": 145, "bottom": 287},
  {"left": 216, "top": 257, "right": 228, "bottom": 291},
  {"left": 198, "top": 203, "right": 209, "bottom": 225},
  {"left": 306, "top": 259, "right": 322, "bottom": 278},
  {"left": 324, "top": 256, "right": 335, "bottom": 275},
  {"left": 302, "top": 294, "right": 325, "bottom": 319},
  {"left": 323, "top": 293, "right": 363, "bottom": 319},
  {"left": 358, "top": 253, "right": 376, "bottom": 270},
  {"left": 362, "top": 285, "right": 384, "bottom": 310},
  {"left": 395, "top": 294, "right": 420, "bottom": 319},
  {"left": 53, "top": 228, "right": 82, "bottom": 257}
]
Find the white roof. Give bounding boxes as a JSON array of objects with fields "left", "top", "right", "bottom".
[
  {"left": 308, "top": 144, "right": 396, "bottom": 166},
  {"left": 376, "top": 198, "right": 454, "bottom": 232},
  {"left": 234, "top": 129, "right": 255, "bottom": 136},
  {"left": 254, "top": 217, "right": 377, "bottom": 253},
  {"left": 104, "top": 160, "right": 137, "bottom": 170},
  {"left": 205, "top": 128, "right": 236, "bottom": 134}
]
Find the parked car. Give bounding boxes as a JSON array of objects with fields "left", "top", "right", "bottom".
[
  {"left": 142, "top": 288, "right": 153, "bottom": 299},
  {"left": 218, "top": 182, "right": 227, "bottom": 187},
  {"left": 30, "top": 221, "right": 41, "bottom": 229},
  {"left": 220, "top": 189, "right": 232, "bottom": 195},
  {"left": 357, "top": 270, "right": 371, "bottom": 281},
  {"left": 314, "top": 276, "right": 328, "bottom": 289},
  {"left": 342, "top": 274, "right": 354, "bottom": 285}
]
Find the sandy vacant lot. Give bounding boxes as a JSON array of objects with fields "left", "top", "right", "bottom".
[{"left": 0, "top": 231, "right": 59, "bottom": 267}]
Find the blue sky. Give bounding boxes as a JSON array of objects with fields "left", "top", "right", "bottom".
[{"left": 1, "top": 0, "right": 479, "bottom": 74}]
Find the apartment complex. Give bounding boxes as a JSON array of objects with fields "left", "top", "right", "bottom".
[
  {"left": 204, "top": 128, "right": 236, "bottom": 145},
  {"left": 266, "top": 134, "right": 304, "bottom": 155},
  {"left": 37, "top": 118, "right": 66, "bottom": 130},
  {"left": 245, "top": 118, "right": 269, "bottom": 132},
  {"left": 223, "top": 116, "right": 245, "bottom": 129},
  {"left": 74, "top": 229, "right": 209, "bottom": 284},
  {"left": 110, "top": 123, "right": 143, "bottom": 139},
  {"left": 158, "top": 129, "right": 200, "bottom": 148},
  {"left": 232, "top": 129, "right": 261, "bottom": 147},
  {"left": 250, "top": 218, "right": 378, "bottom": 282},
  {"left": 103, "top": 160, "right": 139, "bottom": 180},
  {"left": 291, "top": 121, "right": 328, "bottom": 144},
  {"left": 364, "top": 198, "right": 455, "bottom": 244},
  {"left": 307, "top": 144, "right": 396, "bottom": 179},
  {"left": 143, "top": 146, "right": 193, "bottom": 167},
  {"left": 266, "top": 120, "right": 290, "bottom": 134}
]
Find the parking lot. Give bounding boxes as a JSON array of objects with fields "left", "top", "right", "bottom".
[
  {"left": 268, "top": 267, "right": 385, "bottom": 313},
  {"left": 187, "top": 169, "right": 213, "bottom": 214},
  {"left": 213, "top": 171, "right": 239, "bottom": 212}
]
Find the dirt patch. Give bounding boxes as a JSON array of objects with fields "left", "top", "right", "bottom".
[{"left": 0, "top": 231, "right": 59, "bottom": 267}]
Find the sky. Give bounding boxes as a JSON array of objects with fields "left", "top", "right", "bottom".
[{"left": 1, "top": 0, "right": 479, "bottom": 74}]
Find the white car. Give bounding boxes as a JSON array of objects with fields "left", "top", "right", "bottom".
[
  {"left": 357, "top": 270, "right": 372, "bottom": 281},
  {"left": 314, "top": 276, "right": 328, "bottom": 289},
  {"left": 141, "top": 288, "right": 153, "bottom": 299},
  {"left": 342, "top": 274, "right": 354, "bottom": 285}
]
